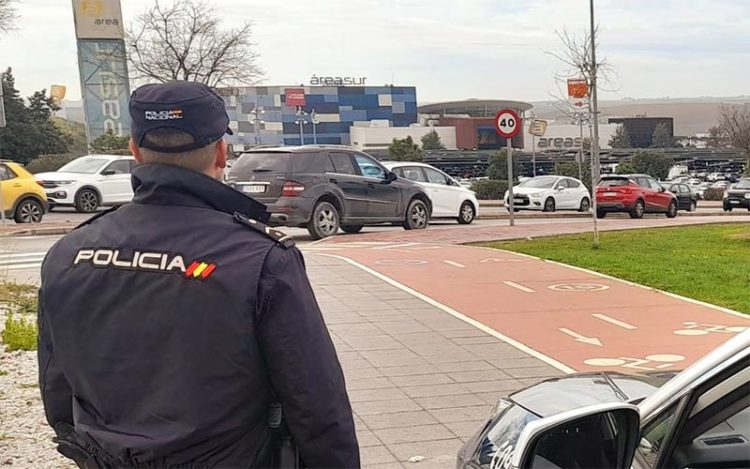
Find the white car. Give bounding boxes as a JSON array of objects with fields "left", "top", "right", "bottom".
[
  {"left": 383, "top": 162, "right": 479, "bottom": 224},
  {"left": 37, "top": 155, "right": 136, "bottom": 213},
  {"left": 504, "top": 175, "right": 591, "bottom": 212}
]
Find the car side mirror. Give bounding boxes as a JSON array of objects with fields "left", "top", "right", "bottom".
[
  {"left": 658, "top": 186, "right": 665, "bottom": 192},
  {"left": 516, "top": 404, "right": 641, "bottom": 469},
  {"left": 556, "top": 185, "right": 565, "bottom": 191},
  {"left": 385, "top": 171, "right": 398, "bottom": 183},
  {"left": 101, "top": 170, "right": 116, "bottom": 176}
]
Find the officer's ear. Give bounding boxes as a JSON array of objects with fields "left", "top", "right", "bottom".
[
  {"left": 130, "top": 139, "right": 144, "bottom": 164},
  {"left": 215, "top": 140, "right": 227, "bottom": 169}
]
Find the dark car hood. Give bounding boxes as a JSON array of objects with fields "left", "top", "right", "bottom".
[{"left": 509, "top": 372, "right": 675, "bottom": 418}]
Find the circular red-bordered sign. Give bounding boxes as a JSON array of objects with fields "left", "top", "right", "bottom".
[{"left": 495, "top": 109, "right": 521, "bottom": 138}]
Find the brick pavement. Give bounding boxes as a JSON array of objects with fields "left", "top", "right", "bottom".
[{"left": 306, "top": 254, "right": 562, "bottom": 469}]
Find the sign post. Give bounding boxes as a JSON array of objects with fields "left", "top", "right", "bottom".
[
  {"left": 495, "top": 109, "right": 521, "bottom": 227},
  {"left": 0, "top": 84, "right": 5, "bottom": 227},
  {"left": 528, "top": 118, "right": 548, "bottom": 177}
]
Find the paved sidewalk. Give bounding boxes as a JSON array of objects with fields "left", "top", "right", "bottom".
[{"left": 307, "top": 254, "right": 562, "bottom": 469}]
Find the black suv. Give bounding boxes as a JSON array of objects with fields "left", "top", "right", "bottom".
[
  {"left": 226, "top": 146, "right": 432, "bottom": 239},
  {"left": 723, "top": 178, "right": 750, "bottom": 212}
]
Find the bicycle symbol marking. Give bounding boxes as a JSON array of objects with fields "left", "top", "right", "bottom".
[
  {"left": 548, "top": 283, "right": 610, "bottom": 292},
  {"left": 673, "top": 322, "right": 748, "bottom": 336},
  {"left": 584, "top": 354, "right": 686, "bottom": 371}
]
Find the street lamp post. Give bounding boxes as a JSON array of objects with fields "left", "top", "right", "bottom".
[
  {"left": 311, "top": 109, "right": 320, "bottom": 144},
  {"left": 295, "top": 108, "right": 308, "bottom": 145},
  {"left": 572, "top": 112, "right": 589, "bottom": 181},
  {"left": 248, "top": 106, "right": 265, "bottom": 146},
  {"left": 589, "top": 0, "right": 601, "bottom": 247}
]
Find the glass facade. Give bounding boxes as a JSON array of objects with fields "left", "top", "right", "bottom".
[{"left": 221, "top": 86, "right": 418, "bottom": 146}]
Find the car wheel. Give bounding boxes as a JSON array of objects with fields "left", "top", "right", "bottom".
[
  {"left": 403, "top": 199, "right": 429, "bottom": 230},
  {"left": 666, "top": 201, "right": 678, "bottom": 218},
  {"left": 13, "top": 198, "right": 44, "bottom": 224},
  {"left": 341, "top": 225, "right": 364, "bottom": 234},
  {"left": 578, "top": 198, "right": 591, "bottom": 212},
  {"left": 596, "top": 209, "right": 607, "bottom": 219},
  {"left": 689, "top": 201, "right": 697, "bottom": 212},
  {"left": 75, "top": 189, "right": 100, "bottom": 213},
  {"left": 724, "top": 206, "right": 732, "bottom": 212},
  {"left": 543, "top": 197, "right": 555, "bottom": 212},
  {"left": 307, "top": 201, "right": 340, "bottom": 240},
  {"left": 457, "top": 201, "right": 475, "bottom": 224},
  {"left": 629, "top": 199, "right": 645, "bottom": 219}
]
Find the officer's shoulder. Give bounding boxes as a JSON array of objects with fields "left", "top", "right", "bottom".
[
  {"left": 73, "top": 206, "right": 120, "bottom": 230},
  {"left": 233, "top": 212, "right": 295, "bottom": 249}
]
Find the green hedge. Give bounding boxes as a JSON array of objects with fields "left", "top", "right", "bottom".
[
  {"left": 471, "top": 180, "right": 509, "bottom": 200},
  {"left": 25, "top": 154, "right": 76, "bottom": 174}
]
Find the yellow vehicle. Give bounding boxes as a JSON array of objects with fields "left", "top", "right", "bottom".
[{"left": 0, "top": 160, "right": 48, "bottom": 223}]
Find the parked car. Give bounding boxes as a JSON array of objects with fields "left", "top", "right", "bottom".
[
  {"left": 0, "top": 160, "right": 48, "bottom": 223},
  {"left": 503, "top": 175, "right": 591, "bottom": 213},
  {"left": 711, "top": 180, "right": 732, "bottom": 190},
  {"left": 687, "top": 178, "right": 702, "bottom": 186},
  {"left": 35, "top": 155, "right": 136, "bottom": 213},
  {"left": 661, "top": 182, "right": 698, "bottom": 212},
  {"left": 226, "top": 145, "right": 432, "bottom": 239},
  {"left": 457, "top": 330, "right": 750, "bottom": 469},
  {"left": 706, "top": 172, "right": 724, "bottom": 182},
  {"left": 596, "top": 174, "right": 678, "bottom": 219},
  {"left": 383, "top": 162, "right": 479, "bottom": 224},
  {"left": 723, "top": 177, "right": 750, "bottom": 212}
]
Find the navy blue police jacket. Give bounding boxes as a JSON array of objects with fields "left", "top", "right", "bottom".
[{"left": 38, "top": 163, "right": 360, "bottom": 468}]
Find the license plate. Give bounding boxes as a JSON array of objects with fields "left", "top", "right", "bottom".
[
  {"left": 603, "top": 192, "right": 618, "bottom": 197},
  {"left": 730, "top": 200, "right": 740, "bottom": 204},
  {"left": 241, "top": 184, "right": 266, "bottom": 194},
  {"left": 513, "top": 198, "right": 524, "bottom": 203}
]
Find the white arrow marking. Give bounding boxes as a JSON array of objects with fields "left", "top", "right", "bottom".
[
  {"left": 443, "top": 260, "right": 465, "bottom": 268},
  {"left": 592, "top": 313, "right": 637, "bottom": 330},
  {"left": 559, "top": 328, "right": 603, "bottom": 346}
]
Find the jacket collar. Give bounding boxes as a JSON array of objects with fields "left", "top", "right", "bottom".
[{"left": 131, "top": 163, "right": 269, "bottom": 222}]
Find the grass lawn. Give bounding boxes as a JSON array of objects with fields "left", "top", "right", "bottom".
[{"left": 484, "top": 224, "right": 750, "bottom": 314}]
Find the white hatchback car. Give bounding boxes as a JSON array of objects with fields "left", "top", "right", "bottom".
[
  {"left": 505, "top": 175, "right": 591, "bottom": 212},
  {"left": 383, "top": 162, "right": 480, "bottom": 224},
  {"left": 36, "top": 155, "right": 136, "bottom": 213}
]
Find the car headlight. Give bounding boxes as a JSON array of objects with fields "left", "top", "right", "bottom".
[
  {"left": 54, "top": 181, "right": 75, "bottom": 185},
  {"left": 723, "top": 191, "right": 729, "bottom": 199},
  {"left": 529, "top": 192, "right": 544, "bottom": 198},
  {"left": 745, "top": 193, "right": 750, "bottom": 199}
]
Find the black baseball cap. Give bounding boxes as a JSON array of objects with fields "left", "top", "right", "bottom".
[{"left": 129, "top": 81, "right": 233, "bottom": 153}]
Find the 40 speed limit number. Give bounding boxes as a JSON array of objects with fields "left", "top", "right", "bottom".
[{"left": 494, "top": 109, "right": 521, "bottom": 139}]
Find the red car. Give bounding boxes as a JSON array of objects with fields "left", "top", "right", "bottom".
[{"left": 596, "top": 174, "right": 678, "bottom": 219}]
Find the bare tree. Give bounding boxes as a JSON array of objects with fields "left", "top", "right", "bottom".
[
  {"left": 706, "top": 125, "right": 725, "bottom": 148},
  {"left": 545, "top": 27, "right": 618, "bottom": 121},
  {"left": 719, "top": 104, "right": 750, "bottom": 153},
  {"left": 126, "top": 0, "right": 264, "bottom": 87},
  {"left": 0, "top": 0, "right": 19, "bottom": 35}
]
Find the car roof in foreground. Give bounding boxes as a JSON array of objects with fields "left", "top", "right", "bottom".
[{"left": 243, "top": 145, "right": 362, "bottom": 154}]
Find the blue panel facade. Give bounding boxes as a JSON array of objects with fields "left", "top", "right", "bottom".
[{"left": 221, "top": 85, "right": 418, "bottom": 146}]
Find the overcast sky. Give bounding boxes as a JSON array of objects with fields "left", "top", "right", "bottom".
[{"left": 2, "top": 0, "right": 748, "bottom": 103}]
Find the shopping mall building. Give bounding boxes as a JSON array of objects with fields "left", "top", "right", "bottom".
[{"left": 219, "top": 85, "right": 418, "bottom": 147}]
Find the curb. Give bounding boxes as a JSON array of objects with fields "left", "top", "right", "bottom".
[
  {"left": 0, "top": 227, "right": 75, "bottom": 237},
  {"left": 476, "top": 210, "right": 747, "bottom": 220}
]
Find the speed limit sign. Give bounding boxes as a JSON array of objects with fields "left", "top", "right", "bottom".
[{"left": 495, "top": 109, "right": 521, "bottom": 138}]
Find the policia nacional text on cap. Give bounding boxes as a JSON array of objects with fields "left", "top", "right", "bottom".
[{"left": 38, "top": 81, "right": 360, "bottom": 468}]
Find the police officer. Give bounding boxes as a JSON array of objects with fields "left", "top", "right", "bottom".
[{"left": 38, "top": 81, "right": 360, "bottom": 468}]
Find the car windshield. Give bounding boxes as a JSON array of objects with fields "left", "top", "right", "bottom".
[
  {"left": 734, "top": 180, "right": 750, "bottom": 189},
  {"left": 599, "top": 178, "right": 630, "bottom": 187},
  {"left": 231, "top": 152, "right": 290, "bottom": 175},
  {"left": 58, "top": 158, "right": 108, "bottom": 174},
  {"left": 518, "top": 177, "right": 557, "bottom": 189}
]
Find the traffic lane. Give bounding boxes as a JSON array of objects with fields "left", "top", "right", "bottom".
[{"left": 322, "top": 243, "right": 750, "bottom": 374}]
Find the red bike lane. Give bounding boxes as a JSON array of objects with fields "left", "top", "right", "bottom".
[{"left": 310, "top": 242, "right": 749, "bottom": 374}]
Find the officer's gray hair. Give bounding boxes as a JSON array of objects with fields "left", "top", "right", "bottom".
[{"left": 138, "top": 129, "right": 218, "bottom": 172}]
